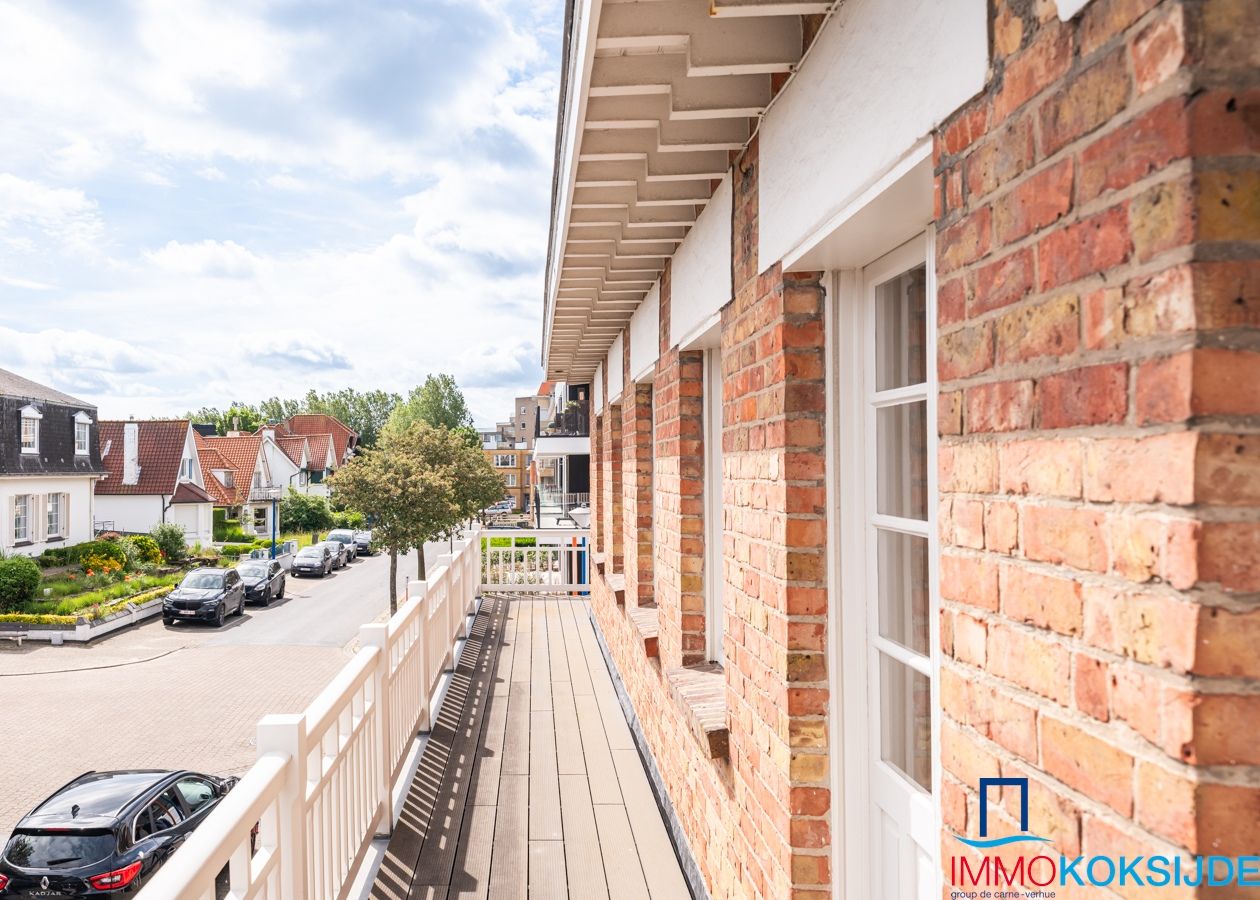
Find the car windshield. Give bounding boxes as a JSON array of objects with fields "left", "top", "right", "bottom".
[
  {"left": 5, "top": 831, "right": 116, "bottom": 868},
  {"left": 181, "top": 571, "right": 224, "bottom": 589},
  {"left": 296, "top": 548, "right": 322, "bottom": 558},
  {"left": 237, "top": 564, "right": 266, "bottom": 577},
  {"left": 329, "top": 534, "right": 351, "bottom": 543}
]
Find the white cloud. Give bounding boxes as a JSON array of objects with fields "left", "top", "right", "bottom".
[
  {"left": 0, "top": 172, "right": 103, "bottom": 251},
  {"left": 144, "top": 239, "right": 264, "bottom": 278}
]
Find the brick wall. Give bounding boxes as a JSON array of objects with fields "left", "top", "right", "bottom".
[
  {"left": 936, "top": 0, "right": 1260, "bottom": 887},
  {"left": 622, "top": 324, "right": 655, "bottom": 607}
]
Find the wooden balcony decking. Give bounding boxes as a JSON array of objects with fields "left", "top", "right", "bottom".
[{"left": 369, "top": 596, "right": 692, "bottom": 900}]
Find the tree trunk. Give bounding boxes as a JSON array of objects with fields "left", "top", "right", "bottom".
[
  {"left": 417, "top": 543, "right": 427, "bottom": 581},
  {"left": 389, "top": 549, "right": 398, "bottom": 615}
]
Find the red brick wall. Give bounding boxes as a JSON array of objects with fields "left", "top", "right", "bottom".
[
  {"left": 936, "top": 0, "right": 1260, "bottom": 886},
  {"left": 622, "top": 322, "right": 655, "bottom": 606}
]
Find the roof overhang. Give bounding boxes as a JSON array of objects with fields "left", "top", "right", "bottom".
[
  {"left": 542, "top": 0, "right": 830, "bottom": 382},
  {"left": 534, "top": 435, "right": 592, "bottom": 456}
]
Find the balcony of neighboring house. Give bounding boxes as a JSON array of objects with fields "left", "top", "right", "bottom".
[{"left": 532, "top": 385, "right": 591, "bottom": 529}]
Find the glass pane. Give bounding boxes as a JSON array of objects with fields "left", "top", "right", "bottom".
[
  {"left": 877, "top": 529, "right": 930, "bottom": 656},
  {"left": 876, "top": 401, "right": 928, "bottom": 520},
  {"left": 879, "top": 652, "right": 932, "bottom": 792},
  {"left": 874, "top": 263, "right": 928, "bottom": 391}
]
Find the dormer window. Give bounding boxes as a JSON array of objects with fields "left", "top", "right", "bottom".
[
  {"left": 19, "top": 405, "right": 41, "bottom": 454},
  {"left": 74, "top": 411, "right": 93, "bottom": 455}
]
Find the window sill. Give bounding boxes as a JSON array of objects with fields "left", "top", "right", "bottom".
[
  {"left": 626, "top": 604, "right": 659, "bottom": 659},
  {"left": 44, "top": 536, "right": 65, "bottom": 543},
  {"left": 12, "top": 541, "right": 32, "bottom": 548},
  {"left": 665, "top": 664, "right": 729, "bottom": 760},
  {"left": 605, "top": 572, "right": 626, "bottom": 605}
]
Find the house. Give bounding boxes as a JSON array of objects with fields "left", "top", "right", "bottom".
[
  {"left": 195, "top": 430, "right": 302, "bottom": 536},
  {"left": 531, "top": 380, "right": 590, "bottom": 526},
  {"left": 0, "top": 368, "right": 104, "bottom": 556},
  {"left": 94, "top": 420, "right": 215, "bottom": 545},
  {"left": 480, "top": 440, "right": 529, "bottom": 512},
  {"left": 258, "top": 414, "right": 357, "bottom": 496},
  {"left": 541, "top": 2, "right": 1257, "bottom": 898}
]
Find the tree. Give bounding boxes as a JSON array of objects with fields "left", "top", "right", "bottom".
[
  {"left": 385, "top": 374, "right": 474, "bottom": 436},
  {"left": 330, "top": 437, "right": 457, "bottom": 613},
  {"left": 279, "top": 488, "right": 335, "bottom": 542},
  {"left": 185, "top": 404, "right": 264, "bottom": 436}
]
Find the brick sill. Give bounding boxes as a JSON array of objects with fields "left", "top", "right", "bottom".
[
  {"left": 626, "top": 604, "right": 659, "bottom": 659},
  {"left": 605, "top": 572, "right": 626, "bottom": 605},
  {"left": 666, "top": 664, "right": 729, "bottom": 760}
]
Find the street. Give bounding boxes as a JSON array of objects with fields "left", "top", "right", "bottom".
[{"left": 0, "top": 541, "right": 447, "bottom": 838}]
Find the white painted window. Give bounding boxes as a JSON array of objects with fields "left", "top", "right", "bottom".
[
  {"left": 835, "top": 234, "right": 938, "bottom": 900},
  {"left": 504, "top": 472, "right": 518, "bottom": 487},
  {"left": 47, "top": 493, "right": 64, "bottom": 538},
  {"left": 494, "top": 454, "right": 515, "bottom": 468},
  {"left": 13, "top": 494, "right": 30, "bottom": 542},
  {"left": 75, "top": 422, "right": 89, "bottom": 454},
  {"left": 703, "top": 348, "right": 725, "bottom": 666},
  {"left": 20, "top": 407, "right": 40, "bottom": 454}
]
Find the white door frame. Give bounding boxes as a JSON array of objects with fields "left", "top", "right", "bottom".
[{"left": 828, "top": 229, "right": 941, "bottom": 899}]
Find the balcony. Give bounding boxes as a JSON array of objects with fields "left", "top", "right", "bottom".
[
  {"left": 135, "top": 529, "right": 686, "bottom": 900},
  {"left": 538, "top": 395, "right": 590, "bottom": 439}
]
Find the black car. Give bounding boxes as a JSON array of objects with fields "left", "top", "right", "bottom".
[
  {"left": 290, "top": 545, "right": 331, "bottom": 578},
  {"left": 353, "top": 530, "right": 373, "bottom": 554},
  {"left": 162, "top": 568, "right": 245, "bottom": 627},
  {"left": 235, "top": 559, "right": 285, "bottom": 606},
  {"left": 0, "top": 770, "right": 238, "bottom": 896}
]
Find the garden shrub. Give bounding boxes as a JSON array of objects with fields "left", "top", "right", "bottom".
[
  {"left": 122, "top": 535, "right": 163, "bottom": 566},
  {"left": 0, "top": 556, "right": 41, "bottom": 611},
  {"left": 150, "top": 523, "right": 187, "bottom": 562},
  {"left": 80, "top": 553, "right": 124, "bottom": 576},
  {"left": 68, "top": 540, "right": 127, "bottom": 569},
  {"left": 332, "top": 510, "right": 365, "bottom": 529},
  {"left": 37, "top": 547, "right": 71, "bottom": 568},
  {"left": 220, "top": 527, "right": 253, "bottom": 543}
]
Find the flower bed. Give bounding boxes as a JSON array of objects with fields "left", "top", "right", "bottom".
[
  {"left": 9, "top": 573, "right": 183, "bottom": 619},
  {"left": 0, "top": 584, "right": 176, "bottom": 627}
]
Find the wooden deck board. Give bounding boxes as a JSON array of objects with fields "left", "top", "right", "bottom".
[{"left": 368, "top": 596, "right": 690, "bottom": 900}]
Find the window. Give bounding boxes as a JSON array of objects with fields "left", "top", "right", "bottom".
[
  {"left": 12, "top": 495, "right": 30, "bottom": 543},
  {"left": 135, "top": 790, "right": 185, "bottom": 840},
  {"left": 703, "top": 349, "right": 725, "bottom": 666},
  {"left": 252, "top": 471, "right": 262, "bottom": 489},
  {"left": 494, "top": 454, "right": 515, "bottom": 468},
  {"left": 19, "top": 406, "right": 40, "bottom": 454},
  {"left": 174, "top": 778, "right": 217, "bottom": 815},
  {"left": 47, "top": 493, "right": 64, "bottom": 539},
  {"left": 520, "top": 405, "right": 527, "bottom": 415},
  {"left": 75, "top": 422, "right": 90, "bottom": 455},
  {"left": 504, "top": 472, "right": 518, "bottom": 487},
  {"left": 216, "top": 469, "right": 235, "bottom": 488}
]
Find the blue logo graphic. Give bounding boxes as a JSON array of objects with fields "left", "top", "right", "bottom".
[{"left": 954, "top": 777, "right": 1051, "bottom": 849}]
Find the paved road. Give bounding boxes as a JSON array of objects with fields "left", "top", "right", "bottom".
[{"left": 0, "top": 540, "right": 448, "bottom": 837}]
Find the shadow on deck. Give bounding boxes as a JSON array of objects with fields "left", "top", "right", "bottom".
[{"left": 367, "top": 595, "right": 691, "bottom": 900}]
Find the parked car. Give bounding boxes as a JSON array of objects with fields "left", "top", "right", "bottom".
[
  {"left": 235, "top": 559, "right": 285, "bottom": 606},
  {"left": 325, "top": 529, "right": 359, "bottom": 561},
  {"left": 353, "top": 530, "right": 373, "bottom": 554},
  {"left": 291, "top": 545, "right": 332, "bottom": 578},
  {"left": 318, "top": 540, "right": 348, "bottom": 570},
  {"left": 162, "top": 568, "right": 245, "bottom": 627},
  {"left": 0, "top": 769, "right": 239, "bottom": 896}
]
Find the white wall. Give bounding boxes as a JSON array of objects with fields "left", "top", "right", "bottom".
[
  {"left": 629, "top": 282, "right": 660, "bottom": 382},
  {"left": 1, "top": 476, "right": 98, "bottom": 556},
  {"left": 170, "top": 502, "right": 214, "bottom": 545},
  {"left": 95, "top": 494, "right": 163, "bottom": 537},
  {"left": 671, "top": 174, "right": 733, "bottom": 347},
  {"left": 758, "top": 0, "right": 987, "bottom": 269},
  {"left": 593, "top": 362, "right": 604, "bottom": 411},
  {"left": 606, "top": 333, "right": 624, "bottom": 403}
]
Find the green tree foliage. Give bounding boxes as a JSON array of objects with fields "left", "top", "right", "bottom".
[
  {"left": 149, "top": 523, "right": 187, "bottom": 562},
  {"left": 278, "top": 488, "right": 335, "bottom": 541},
  {"left": 0, "top": 556, "right": 41, "bottom": 611},
  {"left": 260, "top": 388, "right": 400, "bottom": 448},
  {"left": 184, "top": 404, "right": 265, "bottom": 436},
  {"left": 385, "top": 374, "right": 474, "bottom": 436}
]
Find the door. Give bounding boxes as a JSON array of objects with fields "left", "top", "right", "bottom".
[{"left": 837, "top": 234, "right": 938, "bottom": 899}]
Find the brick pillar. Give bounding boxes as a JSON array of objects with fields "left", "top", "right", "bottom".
[
  {"left": 621, "top": 327, "right": 655, "bottom": 608},
  {"left": 725, "top": 134, "right": 831, "bottom": 899},
  {"left": 654, "top": 262, "right": 708, "bottom": 667},
  {"left": 935, "top": 0, "right": 1260, "bottom": 882}
]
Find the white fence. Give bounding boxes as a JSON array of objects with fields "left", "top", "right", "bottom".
[
  {"left": 479, "top": 529, "right": 589, "bottom": 593},
  {"left": 136, "top": 529, "right": 483, "bottom": 900}
]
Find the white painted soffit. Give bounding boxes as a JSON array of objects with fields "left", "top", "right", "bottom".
[
  {"left": 543, "top": 0, "right": 831, "bottom": 383},
  {"left": 534, "top": 436, "right": 592, "bottom": 455}
]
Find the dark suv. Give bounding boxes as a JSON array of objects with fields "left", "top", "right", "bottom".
[
  {"left": 162, "top": 568, "right": 245, "bottom": 627},
  {"left": 0, "top": 770, "right": 238, "bottom": 896}
]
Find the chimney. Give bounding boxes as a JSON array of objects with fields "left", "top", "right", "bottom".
[
  {"left": 232, "top": 416, "right": 240, "bottom": 432},
  {"left": 123, "top": 422, "right": 140, "bottom": 485}
]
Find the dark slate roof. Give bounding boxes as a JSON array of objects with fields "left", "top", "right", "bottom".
[{"left": 0, "top": 367, "right": 92, "bottom": 407}]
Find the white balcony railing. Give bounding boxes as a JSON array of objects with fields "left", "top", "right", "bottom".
[
  {"left": 480, "top": 529, "right": 589, "bottom": 593},
  {"left": 136, "top": 527, "right": 483, "bottom": 900}
]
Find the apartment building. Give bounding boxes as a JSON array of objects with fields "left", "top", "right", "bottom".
[{"left": 541, "top": 0, "right": 1259, "bottom": 897}]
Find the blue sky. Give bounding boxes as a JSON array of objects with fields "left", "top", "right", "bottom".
[{"left": 0, "top": 0, "right": 563, "bottom": 425}]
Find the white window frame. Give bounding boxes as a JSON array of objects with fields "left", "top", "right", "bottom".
[
  {"left": 47, "top": 492, "right": 64, "bottom": 539},
  {"left": 703, "top": 348, "right": 725, "bottom": 666},
  {"left": 504, "top": 472, "right": 518, "bottom": 487},
  {"left": 19, "top": 406, "right": 41, "bottom": 454},
  {"left": 830, "top": 231, "right": 941, "bottom": 900},
  {"left": 494, "top": 454, "right": 515, "bottom": 468},
  {"left": 13, "top": 494, "right": 30, "bottom": 543},
  {"left": 74, "top": 411, "right": 93, "bottom": 456}
]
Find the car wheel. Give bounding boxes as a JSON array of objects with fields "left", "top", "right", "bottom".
[
  {"left": 277, "top": 579, "right": 285, "bottom": 599},
  {"left": 261, "top": 587, "right": 271, "bottom": 607},
  {"left": 163, "top": 615, "right": 174, "bottom": 626},
  {"left": 215, "top": 604, "right": 225, "bottom": 628}
]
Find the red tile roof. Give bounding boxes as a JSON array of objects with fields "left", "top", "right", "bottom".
[
  {"left": 200, "top": 434, "right": 263, "bottom": 505},
  {"left": 272, "top": 414, "right": 357, "bottom": 465},
  {"left": 303, "top": 433, "right": 333, "bottom": 469},
  {"left": 193, "top": 432, "right": 235, "bottom": 506},
  {"left": 171, "top": 481, "right": 213, "bottom": 504},
  {"left": 96, "top": 420, "right": 191, "bottom": 496},
  {"left": 274, "top": 435, "right": 309, "bottom": 467}
]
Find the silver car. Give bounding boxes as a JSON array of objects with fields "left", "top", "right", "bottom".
[{"left": 318, "top": 540, "right": 348, "bottom": 570}]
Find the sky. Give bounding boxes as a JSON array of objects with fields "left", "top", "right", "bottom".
[{"left": 0, "top": 0, "right": 563, "bottom": 426}]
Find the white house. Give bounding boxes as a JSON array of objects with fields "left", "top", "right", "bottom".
[
  {"left": 94, "top": 420, "right": 215, "bottom": 545},
  {"left": 0, "top": 368, "right": 104, "bottom": 557}
]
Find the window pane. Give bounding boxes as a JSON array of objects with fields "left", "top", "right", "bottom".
[
  {"left": 876, "top": 401, "right": 928, "bottom": 520},
  {"left": 877, "top": 529, "right": 930, "bottom": 656},
  {"left": 879, "top": 652, "right": 932, "bottom": 792},
  {"left": 875, "top": 264, "right": 928, "bottom": 391}
]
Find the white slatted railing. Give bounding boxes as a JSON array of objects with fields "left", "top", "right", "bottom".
[
  {"left": 479, "top": 528, "right": 589, "bottom": 593},
  {"left": 137, "top": 527, "right": 483, "bottom": 900}
]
